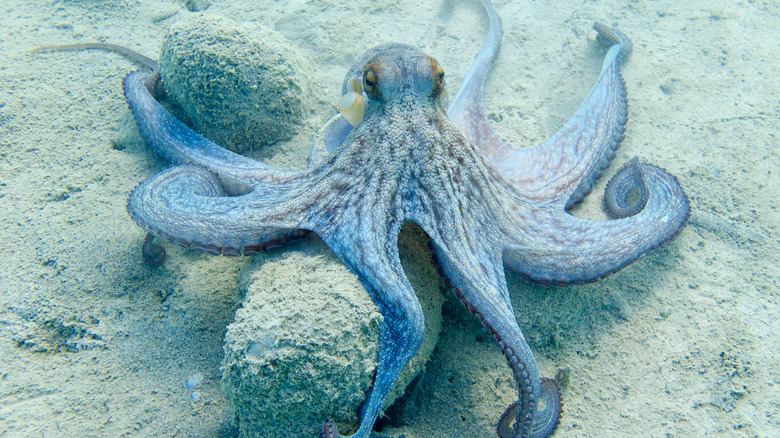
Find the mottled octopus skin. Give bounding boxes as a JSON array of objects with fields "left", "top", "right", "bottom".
[{"left": 123, "top": 1, "right": 689, "bottom": 437}]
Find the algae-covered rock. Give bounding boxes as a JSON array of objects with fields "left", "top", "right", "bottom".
[
  {"left": 159, "top": 12, "right": 309, "bottom": 152},
  {"left": 221, "top": 227, "right": 443, "bottom": 437}
]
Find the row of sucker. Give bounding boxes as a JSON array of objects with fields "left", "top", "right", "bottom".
[
  {"left": 497, "top": 378, "right": 563, "bottom": 438},
  {"left": 604, "top": 157, "right": 650, "bottom": 219},
  {"left": 427, "top": 241, "right": 560, "bottom": 437},
  {"left": 129, "top": 212, "right": 309, "bottom": 258}
]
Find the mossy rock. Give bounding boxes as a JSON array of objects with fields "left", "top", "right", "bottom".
[
  {"left": 222, "top": 227, "right": 443, "bottom": 437},
  {"left": 159, "top": 12, "right": 310, "bottom": 152}
]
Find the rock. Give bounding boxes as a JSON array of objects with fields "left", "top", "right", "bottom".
[
  {"left": 221, "top": 226, "right": 443, "bottom": 437},
  {"left": 159, "top": 12, "right": 310, "bottom": 152}
]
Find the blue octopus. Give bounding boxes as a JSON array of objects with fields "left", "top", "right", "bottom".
[{"left": 37, "top": 0, "right": 690, "bottom": 436}]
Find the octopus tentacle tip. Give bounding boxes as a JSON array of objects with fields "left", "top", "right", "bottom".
[
  {"left": 30, "top": 42, "right": 159, "bottom": 72},
  {"left": 141, "top": 233, "right": 166, "bottom": 265},
  {"left": 604, "top": 157, "right": 650, "bottom": 219},
  {"left": 497, "top": 378, "right": 562, "bottom": 438},
  {"left": 338, "top": 91, "right": 365, "bottom": 127},
  {"left": 594, "top": 21, "right": 633, "bottom": 56}
]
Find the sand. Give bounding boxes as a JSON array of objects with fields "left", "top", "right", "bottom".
[{"left": 0, "top": 0, "right": 777, "bottom": 437}]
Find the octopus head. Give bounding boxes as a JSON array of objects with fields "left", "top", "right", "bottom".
[
  {"left": 338, "top": 43, "right": 448, "bottom": 126},
  {"left": 359, "top": 44, "right": 446, "bottom": 102}
]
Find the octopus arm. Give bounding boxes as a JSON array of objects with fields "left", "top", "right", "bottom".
[
  {"left": 447, "top": 0, "right": 502, "bottom": 144},
  {"left": 123, "top": 71, "right": 305, "bottom": 190},
  {"left": 317, "top": 219, "right": 425, "bottom": 438},
  {"left": 127, "top": 165, "right": 310, "bottom": 256},
  {"left": 422, "top": 223, "right": 562, "bottom": 438},
  {"left": 449, "top": 12, "right": 634, "bottom": 209},
  {"left": 495, "top": 25, "right": 632, "bottom": 208},
  {"left": 503, "top": 164, "right": 690, "bottom": 285}
]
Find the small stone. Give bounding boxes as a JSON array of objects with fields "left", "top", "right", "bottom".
[
  {"left": 605, "top": 290, "right": 632, "bottom": 321},
  {"left": 555, "top": 367, "right": 571, "bottom": 389},
  {"left": 185, "top": 373, "right": 203, "bottom": 389},
  {"left": 184, "top": 0, "right": 211, "bottom": 11}
]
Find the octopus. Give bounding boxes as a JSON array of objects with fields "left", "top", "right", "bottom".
[{"left": 35, "top": 0, "right": 690, "bottom": 437}]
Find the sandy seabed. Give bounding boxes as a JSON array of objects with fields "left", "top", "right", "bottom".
[{"left": 0, "top": 0, "right": 777, "bottom": 437}]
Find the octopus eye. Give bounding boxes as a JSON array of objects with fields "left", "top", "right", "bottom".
[
  {"left": 364, "top": 69, "right": 377, "bottom": 92},
  {"left": 436, "top": 64, "right": 445, "bottom": 85}
]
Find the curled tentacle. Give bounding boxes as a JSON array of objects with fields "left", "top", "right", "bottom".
[
  {"left": 594, "top": 21, "right": 633, "bottom": 57},
  {"left": 141, "top": 233, "right": 166, "bottom": 265},
  {"left": 427, "top": 242, "right": 561, "bottom": 438},
  {"left": 123, "top": 70, "right": 304, "bottom": 189},
  {"left": 127, "top": 165, "right": 308, "bottom": 256},
  {"left": 604, "top": 157, "right": 649, "bottom": 218},
  {"left": 498, "top": 378, "right": 562, "bottom": 438},
  {"left": 504, "top": 163, "right": 690, "bottom": 285},
  {"left": 452, "top": 283, "right": 557, "bottom": 438}
]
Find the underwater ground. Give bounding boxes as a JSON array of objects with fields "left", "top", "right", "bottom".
[{"left": 0, "top": 0, "right": 777, "bottom": 436}]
